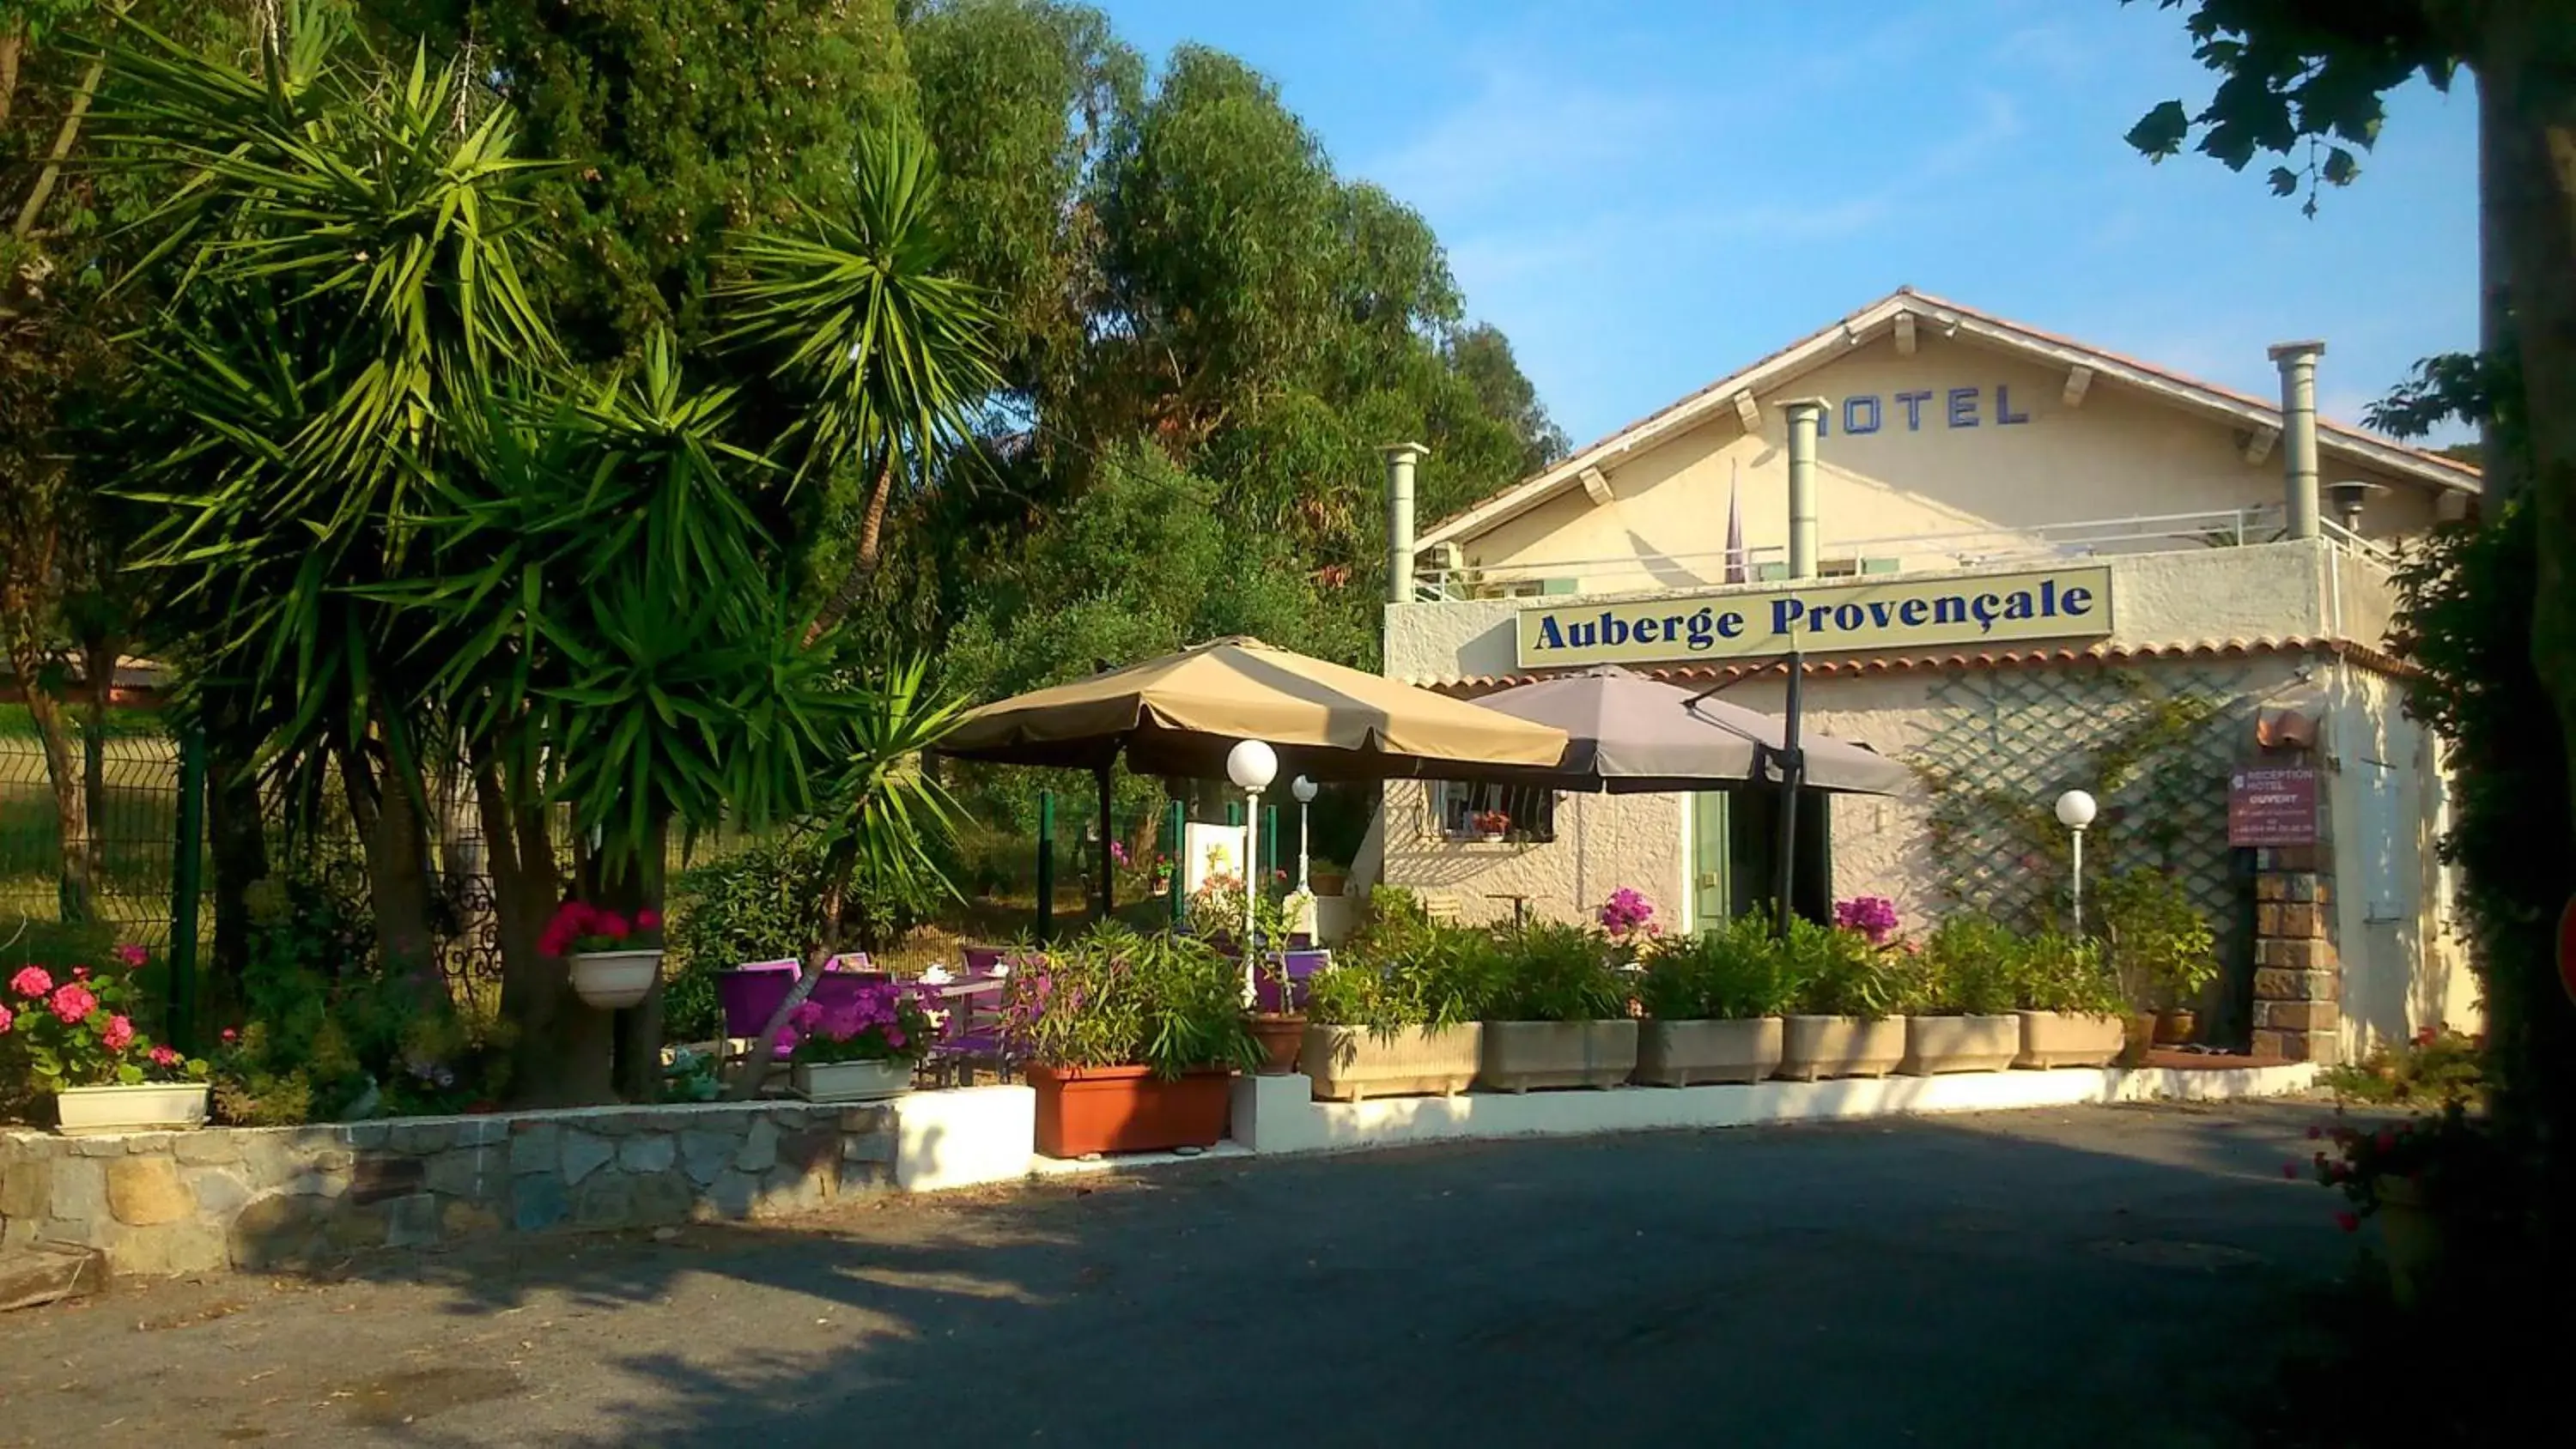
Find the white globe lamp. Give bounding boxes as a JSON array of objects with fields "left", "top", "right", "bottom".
[
  {"left": 1224, "top": 741, "right": 1279, "bottom": 1000},
  {"left": 1290, "top": 775, "right": 1319, "bottom": 897},
  {"left": 2054, "top": 790, "right": 2098, "bottom": 934}
]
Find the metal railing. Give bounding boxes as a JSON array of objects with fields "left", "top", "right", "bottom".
[{"left": 1411, "top": 502, "right": 2400, "bottom": 602}]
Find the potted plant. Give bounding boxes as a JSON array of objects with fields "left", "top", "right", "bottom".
[
  {"left": 2098, "top": 869, "right": 2218, "bottom": 1046},
  {"left": 2309, "top": 1105, "right": 2504, "bottom": 1307},
  {"left": 1903, "top": 915, "right": 2025, "bottom": 1075},
  {"left": 1632, "top": 913, "right": 1801, "bottom": 1086},
  {"left": 2009, "top": 930, "right": 2127, "bottom": 1068},
  {"left": 1471, "top": 809, "right": 1510, "bottom": 843},
  {"left": 1775, "top": 918, "right": 1909, "bottom": 1081},
  {"left": 1596, "top": 887, "right": 1661, "bottom": 967},
  {"left": 1302, "top": 922, "right": 1492, "bottom": 1102},
  {"left": 1003, "top": 923, "right": 1260, "bottom": 1156},
  {"left": 1477, "top": 922, "right": 1637, "bottom": 1092},
  {"left": 787, "top": 979, "right": 934, "bottom": 1101},
  {"left": 4, "top": 957, "right": 212, "bottom": 1135},
  {"left": 540, "top": 899, "right": 666, "bottom": 1009}
]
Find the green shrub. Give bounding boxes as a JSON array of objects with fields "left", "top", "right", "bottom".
[
  {"left": 1308, "top": 919, "right": 1498, "bottom": 1034},
  {"left": 1637, "top": 914, "right": 1804, "bottom": 1020},
  {"left": 1481, "top": 921, "right": 1625, "bottom": 1022},
  {"left": 2318, "top": 1026, "right": 2486, "bottom": 1111},
  {"left": 999, "top": 922, "right": 1258, "bottom": 1076},
  {"left": 1785, "top": 919, "right": 1906, "bottom": 1021},
  {"left": 1920, "top": 916, "right": 2021, "bottom": 1016},
  {"left": 2014, "top": 931, "right": 2123, "bottom": 1016},
  {"left": 2095, "top": 868, "right": 2216, "bottom": 1009}
]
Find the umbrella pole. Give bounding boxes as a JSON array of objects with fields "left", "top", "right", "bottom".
[
  {"left": 1096, "top": 762, "right": 1115, "bottom": 923},
  {"left": 1771, "top": 656, "right": 1807, "bottom": 940}
]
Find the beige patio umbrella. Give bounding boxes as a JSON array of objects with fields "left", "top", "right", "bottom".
[{"left": 938, "top": 635, "right": 1569, "bottom": 781}]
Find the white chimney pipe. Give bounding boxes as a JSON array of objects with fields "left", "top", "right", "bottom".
[
  {"left": 1383, "top": 442, "right": 1427, "bottom": 603},
  {"left": 2268, "top": 341, "right": 2324, "bottom": 540},
  {"left": 1780, "top": 398, "right": 1826, "bottom": 579}
]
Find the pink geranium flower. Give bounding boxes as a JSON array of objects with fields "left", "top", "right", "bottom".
[
  {"left": 101, "top": 1014, "right": 135, "bottom": 1052},
  {"left": 149, "top": 1044, "right": 180, "bottom": 1068},
  {"left": 635, "top": 908, "right": 661, "bottom": 931},
  {"left": 9, "top": 966, "right": 52, "bottom": 998},
  {"left": 114, "top": 943, "right": 148, "bottom": 968},
  {"left": 49, "top": 983, "right": 98, "bottom": 1025},
  {"left": 0, "top": 1002, "right": 13, "bottom": 1034}
]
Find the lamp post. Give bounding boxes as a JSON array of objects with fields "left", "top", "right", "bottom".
[
  {"left": 1225, "top": 740, "right": 1279, "bottom": 1003},
  {"left": 1290, "top": 775, "right": 1318, "bottom": 892},
  {"left": 2055, "top": 789, "right": 2098, "bottom": 935}
]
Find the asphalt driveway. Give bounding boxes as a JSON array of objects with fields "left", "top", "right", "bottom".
[{"left": 0, "top": 1100, "right": 2350, "bottom": 1448}]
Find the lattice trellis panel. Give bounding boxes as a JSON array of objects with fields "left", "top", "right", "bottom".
[{"left": 1912, "top": 663, "right": 2261, "bottom": 959}]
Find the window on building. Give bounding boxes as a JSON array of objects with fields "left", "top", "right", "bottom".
[{"left": 1428, "top": 781, "right": 1559, "bottom": 842}]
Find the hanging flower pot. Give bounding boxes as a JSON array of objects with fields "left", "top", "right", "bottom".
[{"left": 542, "top": 900, "right": 666, "bottom": 1010}]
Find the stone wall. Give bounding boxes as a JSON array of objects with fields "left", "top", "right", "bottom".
[{"left": 1, "top": 1100, "right": 895, "bottom": 1278}]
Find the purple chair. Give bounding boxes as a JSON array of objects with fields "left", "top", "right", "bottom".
[
  {"left": 1253, "top": 949, "right": 1328, "bottom": 1014},
  {"left": 961, "top": 943, "right": 1008, "bottom": 975},
  {"left": 716, "top": 964, "right": 803, "bottom": 1063}
]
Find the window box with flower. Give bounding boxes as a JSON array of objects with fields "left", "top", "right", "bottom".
[
  {"left": 540, "top": 900, "right": 666, "bottom": 1009},
  {"left": 1631, "top": 912, "right": 1800, "bottom": 1086},
  {"left": 1899, "top": 908, "right": 2022, "bottom": 1076},
  {"left": 787, "top": 980, "right": 934, "bottom": 1102},
  {"left": 1476, "top": 922, "right": 1638, "bottom": 1092},
  {"left": 1777, "top": 913, "right": 1911, "bottom": 1081},
  {"left": 3, "top": 952, "right": 212, "bottom": 1135}
]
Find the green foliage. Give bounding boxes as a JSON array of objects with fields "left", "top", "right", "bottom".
[
  {"left": 1481, "top": 922, "right": 1625, "bottom": 1022},
  {"left": 207, "top": 872, "right": 513, "bottom": 1123},
  {"left": 1307, "top": 911, "right": 1498, "bottom": 1034},
  {"left": 1918, "top": 916, "right": 2020, "bottom": 1016},
  {"left": 1000, "top": 921, "right": 1257, "bottom": 1076},
  {"left": 1785, "top": 919, "right": 1906, "bottom": 1022},
  {"left": 2122, "top": 1, "right": 2457, "bottom": 218},
  {"left": 2012, "top": 931, "right": 2124, "bottom": 1017},
  {"left": 665, "top": 837, "right": 835, "bottom": 1044},
  {"left": 1, "top": 953, "right": 202, "bottom": 1094},
  {"left": 1636, "top": 914, "right": 1805, "bottom": 1021},
  {"left": 2318, "top": 1027, "right": 2487, "bottom": 1113},
  {"left": 2094, "top": 868, "right": 2217, "bottom": 1010}
]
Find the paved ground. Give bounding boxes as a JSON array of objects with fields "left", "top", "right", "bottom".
[{"left": 0, "top": 1100, "right": 2352, "bottom": 1448}]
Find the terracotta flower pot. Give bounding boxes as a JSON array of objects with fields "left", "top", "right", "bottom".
[
  {"left": 1027, "top": 1064, "right": 1234, "bottom": 1158},
  {"left": 2372, "top": 1178, "right": 2442, "bottom": 1307},
  {"left": 1248, "top": 1013, "right": 1307, "bottom": 1076},
  {"left": 2153, "top": 1008, "right": 2197, "bottom": 1046}
]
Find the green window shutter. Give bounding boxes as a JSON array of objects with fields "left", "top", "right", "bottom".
[
  {"left": 1861, "top": 557, "right": 1901, "bottom": 576},
  {"left": 1541, "top": 577, "right": 1581, "bottom": 596},
  {"left": 1754, "top": 561, "right": 1789, "bottom": 582}
]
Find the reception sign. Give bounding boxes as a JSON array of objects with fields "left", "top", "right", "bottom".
[
  {"left": 2228, "top": 767, "right": 2320, "bottom": 846},
  {"left": 1514, "top": 566, "right": 2113, "bottom": 668}
]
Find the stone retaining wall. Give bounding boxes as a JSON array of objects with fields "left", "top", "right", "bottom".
[{"left": 1, "top": 1100, "right": 896, "bottom": 1278}]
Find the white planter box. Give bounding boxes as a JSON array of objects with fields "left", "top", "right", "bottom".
[
  {"left": 1634, "top": 1017, "right": 1784, "bottom": 1087},
  {"left": 791, "top": 1058, "right": 914, "bottom": 1102},
  {"left": 569, "top": 949, "right": 662, "bottom": 1009},
  {"left": 1900, "top": 1014, "right": 2022, "bottom": 1075},
  {"left": 56, "top": 1082, "right": 210, "bottom": 1137},
  {"left": 1777, "top": 1016, "right": 1906, "bottom": 1082},
  {"left": 1477, "top": 1020, "right": 1640, "bottom": 1093},
  {"left": 1303, "top": 1023, "right": 1482, "bottom": 1103},
  {"left": 2014, "top": 1010, "right": 2127, "bottom": 1069}
]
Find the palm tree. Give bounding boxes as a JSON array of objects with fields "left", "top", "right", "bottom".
[{"left": 716, "top": 128, "right": 1004, "bottom": 636}]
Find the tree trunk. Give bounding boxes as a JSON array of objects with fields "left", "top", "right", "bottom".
[
  {"left": 9, "top": 0, "right": 129, "bottom": 239},
  {"left": 602, "top": 815, "right": 669, "bottom": 1103},
  {"left": 204, "top": 733, "right": 266, "bottom": 1016},
  {"left": 2476, "top": 9, "right": 2576, "bottom": 1246},
  {"left": 483, "top": 756, "right": 612, "bottom": 1106},
  {"left": 1, "top": 24, "right": 23, "bottom": 130},
  {"left": 350, "top": 729, "right": 445, "bottom": 1004},
  {"left": 802, "top": 452, "right": 898, "bottom": 644}
]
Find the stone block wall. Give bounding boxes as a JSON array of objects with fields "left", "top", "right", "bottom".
[
  {"left": 2251, "top": 846, "right": 2340, "bottom": 1064},
  {"left": 1, "top": 1100, "right": 895, "bottom": 1279}
]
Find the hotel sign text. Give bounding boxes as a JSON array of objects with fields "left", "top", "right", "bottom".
[{"left": 1515, "top": 566, "right": 2115, "bottom": 668}]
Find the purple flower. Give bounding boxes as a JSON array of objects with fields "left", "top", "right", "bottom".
[
  {"left": 1832, "top": 895, "right": 1901, "bottom": 944},
  {"left": 1598, "top": 888, "right": 1657, "bottom": 937},
  {"left": 1109, "top": 840, "right": 1129, "bottom": 866}
]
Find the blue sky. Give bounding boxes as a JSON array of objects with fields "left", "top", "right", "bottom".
[{"left": 1096, "top": 0, "right": 2479, "bottom": 447}]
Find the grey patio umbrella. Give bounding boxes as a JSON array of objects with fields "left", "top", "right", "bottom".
[{"left": 1464, "top": 665, "right": 1910, "bottom": 796}]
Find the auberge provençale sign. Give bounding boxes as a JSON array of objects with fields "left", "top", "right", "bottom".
[{"left": 1514, "top": 565, "right": 2115, "bottom": 668}]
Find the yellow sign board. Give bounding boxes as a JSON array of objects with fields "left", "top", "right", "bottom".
[{"left": 1514, "top": 566, "right": 2114, "bottom": 668}]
